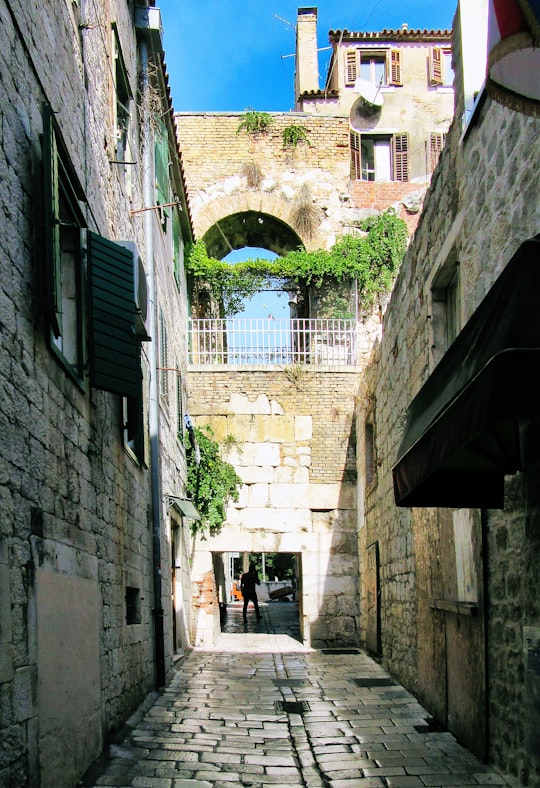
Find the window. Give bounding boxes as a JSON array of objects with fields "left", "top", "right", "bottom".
[
  {"left": 155, "top": 119, "right": 170, "bottom": 227},
  {"left": 345, "top": 48, "right": 402, "bottom": 87},
  {"left": 430, "top": 259, "right": 461, "bottom": 365},
  {"left": 42, "top": 106, "right": 87, "bottom": 383},
  {"left": 172, "top": 209, "right": 184, "bottom": 288},
  {"left": 125, "top": 586, "right": 141, "bottom": 624},
  {"left": 429, "top": 131, "right": 447, "bottom": 171},
  {"left": 159, "top": 307, "right": 169, "bottom": 406},
  {"left": 365, "top": 422, "right": 376, "bottom": 488},
  {"left": 429, "top": 47, "right": 454, "bottom": 87},
  {"left": 350, "top": 132, "right": 409, "bottom": 182},
  {"left": 122, "top": 355, "right": 145, "bottom": 463},
  {"left": 112, "top": 27, "right": 132, "bottom": 163},
  {"left": 175, "top": 364, "right": 183, "bottom": 437},
  {"left": 360, "top": 53, "right": 386, "bottom": 86},
  {"left": 445, "top": 267, "right": 460, "bottom": 347}
]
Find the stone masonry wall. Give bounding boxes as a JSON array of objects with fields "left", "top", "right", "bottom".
[
  {"left": 0, "top": 2, "right": 191, "bottom": 785},
  {"left": 176, "top": 112, "right": 422, "bottom": 249},
  {"left": 187, "top": 368, "right": 362, "bottom": 649},
  {"left": 363, "top": 70, "right": 540, "bottom": 786}
]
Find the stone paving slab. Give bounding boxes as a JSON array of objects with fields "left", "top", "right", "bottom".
[{"left": 83, "top": 634, "right": 513, "bottom": 788}]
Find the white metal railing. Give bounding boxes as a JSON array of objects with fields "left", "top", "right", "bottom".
[{"left": 188, "top": 318, "right": 359, "bottom": 366}]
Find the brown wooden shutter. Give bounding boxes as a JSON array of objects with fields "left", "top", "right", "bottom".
[
  {"left": 365, "top": 422, "right": 376, "bottom": 487},
  {"left": 429, "top": 47, "right": 443, "bottom": 85},
  {"left": 350, "top": 132, "right": 361, "bottom": 180},
  {"left": 345, "top": 50, "right": 357, "bottom": 86},
  {"left": 389, "top": 49, "right": 402, "bottom": 86},
  {"left": 393, "top": 133, "right": 409, "bottom": 182},
  {"left": 429, "top": 131, "right": 446, "bottom": 170}
]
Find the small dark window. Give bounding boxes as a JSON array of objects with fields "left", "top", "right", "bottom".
[
  {"left": 126, "top": 586, "right": 141, "bottom": 624},
  {"left": 365, "top": 422, "right": 376, "bottom": 488}
]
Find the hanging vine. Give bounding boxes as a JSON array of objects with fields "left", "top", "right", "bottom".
[
  {"left": 184, "top": 425, "right": 242, "bottom": 538},
  {"left": 186, "top": 210, "right": 408, "bottom": 316}
]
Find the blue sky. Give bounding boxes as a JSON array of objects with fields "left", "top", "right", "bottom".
[{"left": 158, "top": 0, "right": 457, "bottom": 112}]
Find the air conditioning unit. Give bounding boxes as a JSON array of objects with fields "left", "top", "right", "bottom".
[{"left": 118, "top": 241, "right": 151, "bottom": 341}]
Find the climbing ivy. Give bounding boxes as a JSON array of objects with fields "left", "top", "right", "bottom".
[
  {"left": 184, "top": 425, "right": 242, "bottom": 538},
  {"left": 185, "top": 210, "right": 408, "bottom": 316}
]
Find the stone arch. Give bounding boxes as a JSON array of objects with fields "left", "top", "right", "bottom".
[{"left": 193, "top": 190, "right": 326, "bottom": 257}]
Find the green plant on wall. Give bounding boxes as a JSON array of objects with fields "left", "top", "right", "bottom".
[
  {"left": 184, "top": 425, "right": 242, "bottom": 538},
  {"left": 316, "top": 292, "right": 354, "bottom": 319},
  {"left": 282, "top": 124, "right": 311, "bottom": 148},
  {"left": 186, "top": 210, "right": 408, "bottom": 317},
  {"left": 236, "top": 109, "right": 273, "bottom": 135}
]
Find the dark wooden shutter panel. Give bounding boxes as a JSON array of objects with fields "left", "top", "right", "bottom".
[
  {"left": 389, "top": 49, "right": 402, "bottom": 86},
  {"left": 88, "top": 231, "right": 138, "bottom": 398},
  {"left": 429, "top": 131, "right": 446, "bottom": 170},
  {"left": 393, "top": 133, "right": 409, "bottom": 182},
  {"left": 350, "top": 132, "right": 361, "bottom": 180},
  {"left": 42, "top": 106, "right": 62, "bottom": 337}
]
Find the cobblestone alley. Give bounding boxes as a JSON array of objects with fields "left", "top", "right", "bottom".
[{"left": 83, "top": 601, "right": 511, "bottom": 788}]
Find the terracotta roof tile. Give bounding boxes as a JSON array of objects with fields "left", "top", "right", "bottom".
[
  {"left": 298, "top": 89, "right": 339, "bottom": 99},
  {"left": 328, "top": 28, "right": 452, "bottom": 43}
]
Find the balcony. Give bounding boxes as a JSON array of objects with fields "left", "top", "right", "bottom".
[{"left": 189, "top": 318, "right": 360, "bottom": 366}]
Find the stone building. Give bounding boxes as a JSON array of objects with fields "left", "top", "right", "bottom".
[
  {"left": 175, "top": 7, "right": 455, "bottom": 654},
  {"left": 174, "top": 11, "right": 454, "bottom": 256},
  {"left": 295, "top": 7, "right": 454, "bottom": 223},
  {"left": 0, "top": 1, "right": 193, "bottom": 785},
  {"left": 361, "top": 0, "right": 540, "bottom": 782}
]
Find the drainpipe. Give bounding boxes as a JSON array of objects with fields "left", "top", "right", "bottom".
[{"left": 139, "top": 34, "right": 166, "bottom": 689}]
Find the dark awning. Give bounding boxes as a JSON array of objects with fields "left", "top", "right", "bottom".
[
  {"left": 393, "top": 236, "right": 540, "bottom": 509},
  {"left": 168, "top": 497, "right": 201, "bottom": 520}
]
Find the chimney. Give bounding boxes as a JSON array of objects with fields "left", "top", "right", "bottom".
[{"left": 295, "top": 7, "right": 319, "bottom": 107}]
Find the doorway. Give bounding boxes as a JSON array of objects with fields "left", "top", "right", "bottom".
[
  {"left": 218, "top": 551, "right": 303, "bottom": 642},
  {"left": 171, "top": 519, "right": 191, "bottom": 653}
]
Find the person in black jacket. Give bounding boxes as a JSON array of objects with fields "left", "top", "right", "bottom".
[{"left": 241, "top": 564, "right": 261, "bottom": 620}]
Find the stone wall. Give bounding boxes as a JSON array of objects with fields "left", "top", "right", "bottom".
[
  {"left": 363, "top": 21, "right": 540, "bottom": 784},
  {"left": 176, "top": 112, "right": 423, "bottom": 250},
  {"left": 0, "top": 2, "right": 191, "bottom": 784},
  {"left": 187, "top": 367, "right": 362, "bottom": 649}
]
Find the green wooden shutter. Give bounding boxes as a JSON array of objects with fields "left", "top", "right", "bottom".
[
  {"left": 42, "top": 106, "right": 62, "bottom": 337},
  {"left": 172, "top": 209, "right": 182, "bottom": 286},
  {"left": 155, "top": 120, "right": 170, "bottom": 217},
  {"left": 88, "top": 231, "right": 138, "bottom": 398}
]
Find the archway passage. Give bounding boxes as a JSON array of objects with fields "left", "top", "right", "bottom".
[
  {"left": 203, "top": 211, "right": 302, "bottom": 260},
  {"left": 220, "top": 551, "right": 301, "bottom": 641}
]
